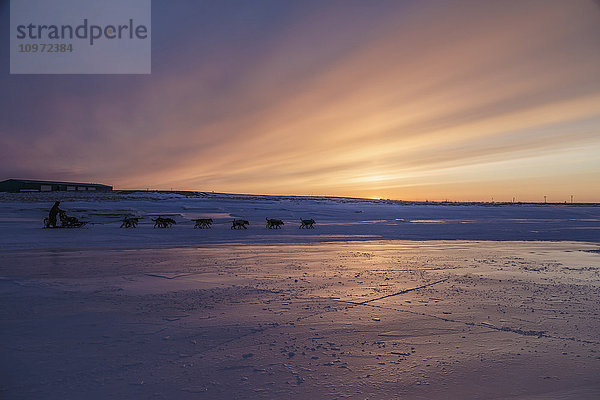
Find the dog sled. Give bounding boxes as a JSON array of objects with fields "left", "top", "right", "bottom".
[{"left": 44, "top": 211, "right": 87, "bottom": 228}]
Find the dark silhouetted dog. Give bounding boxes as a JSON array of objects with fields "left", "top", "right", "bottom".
[
  {"left": 193, "top": 218, "right": 213, "bottom": 229},
  {"left": 120, "top": 217, "right": 139, "bottom": 228},
  {"left": 266, "top": 218, "right": 284, "bottom": 229},
  {"left": 231, "top": 219, "right": 249, "bottom": 229},
  {"left": 153, "top": 217, "right": 176, "bottom": 228},
  {"left": 299, "top": 218, "right": 315, "bottom": 229}
]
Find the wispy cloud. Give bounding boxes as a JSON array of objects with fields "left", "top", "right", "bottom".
[{"left": 1, "top": 0, "right": 599, "bottom": 201}]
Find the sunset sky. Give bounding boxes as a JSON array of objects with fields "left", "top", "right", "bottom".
[{"left": 1, "top": 0, "right": 600, "bottom": 202}]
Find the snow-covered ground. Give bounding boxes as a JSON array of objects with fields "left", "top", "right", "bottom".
[
  {"left": 1, "top": 192, "right": 600, "bottom": 399},
  {"left": 0, "top": 191, "right": 598, "bottom": 251}
]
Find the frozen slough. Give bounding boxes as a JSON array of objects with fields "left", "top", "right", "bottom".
[{"left": 2, "top": 240, "right": 599, "bottom": 399}]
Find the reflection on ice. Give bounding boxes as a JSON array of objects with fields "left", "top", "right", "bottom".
[{"left": 1, "top": 240, "right": 600, "bottom": 399}]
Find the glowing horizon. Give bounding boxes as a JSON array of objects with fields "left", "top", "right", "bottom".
[{"left": 1, "top": 0, "right": 599, "bottom": 202}]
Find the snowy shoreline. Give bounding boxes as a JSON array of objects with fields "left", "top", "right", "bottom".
[{"left": 1, "top": 191, "right": 599, "bottom": 252}]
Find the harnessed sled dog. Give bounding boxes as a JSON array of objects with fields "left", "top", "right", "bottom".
[
  {"left": 231, "top": 219, "right": 249, "bottom": 229},
  {"left": 299, "top": 218, "right": 315, "bottom": 229},
  {"left": 266, "top": 218, "right": 284, "bottom": 229},
  {"left": 153, "top": 217, "right": 176, "bottom": 228},
  {"left": 120, "top": 217, "right": 139, "bottom": 228},
  {"left": 192, "top": 218, "right": 213, "bottom": 229}
]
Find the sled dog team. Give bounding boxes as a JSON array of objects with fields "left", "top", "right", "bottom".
[
  {"left": 125, "top": 216, "right": 315, "bottom": 229},
  {"left": 45, "top": 202, "right": 315, "bottom": 230}
]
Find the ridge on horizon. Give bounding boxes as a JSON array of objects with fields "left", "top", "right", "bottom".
[{"left": 107, "top": 189, "right": 600, "bottom": 206}]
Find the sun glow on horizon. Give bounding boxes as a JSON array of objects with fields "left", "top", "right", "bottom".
[{"left": 1, "top": 0, "right": 600, "bottom": 202}]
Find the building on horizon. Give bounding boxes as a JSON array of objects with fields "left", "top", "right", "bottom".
[{"left": 0, "top": 179, "right": 113, "bottom": 193}]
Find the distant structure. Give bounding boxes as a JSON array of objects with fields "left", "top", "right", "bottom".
[{"left": 0, "top": 179, "right": 112, "bottom": 193}]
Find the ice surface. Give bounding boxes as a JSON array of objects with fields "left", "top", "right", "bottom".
[{"left": 1, "top": 192, "right": 599, "bottom": 399}]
